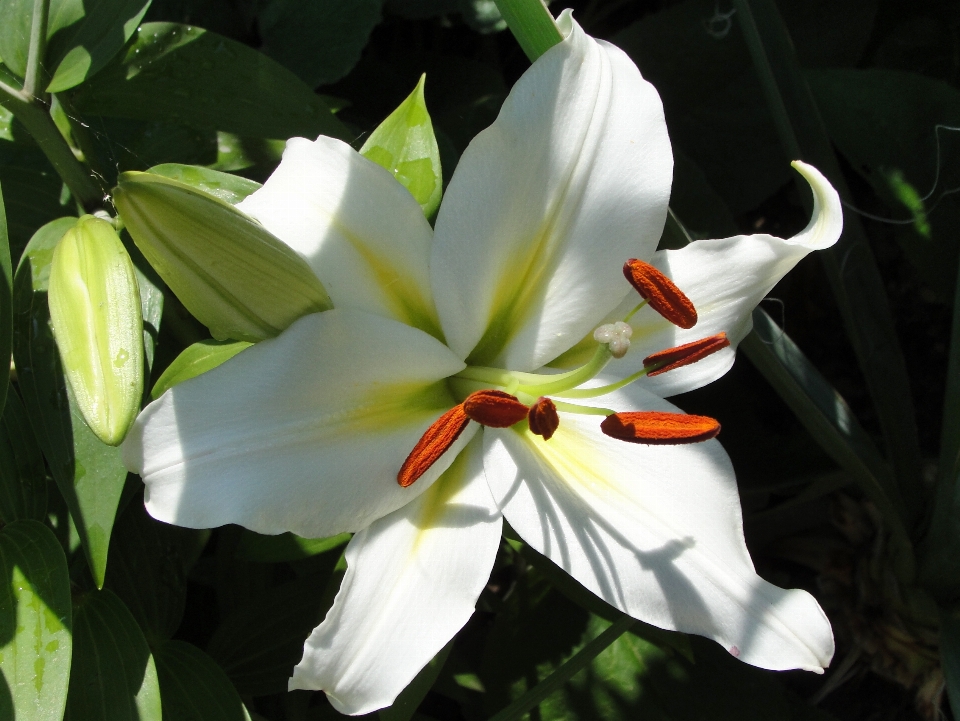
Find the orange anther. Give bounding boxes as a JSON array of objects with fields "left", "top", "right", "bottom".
[
  {"left": 600, "top": 411, "right": 720, "bottom": 445},
  {"left": 643, "top": 333, "right": 730, "bottom": 377},
  {"left": 398, "top": 405, "right": 470, "bottom": 487},
  {"left": 528, "top": 397, "right": 559, "bottom": 440},
  {"left": 463, "top": 389, "right": 529, "bottom": 428},
  {"left": 623, "top": 259, "right": 697, "bottom": 329}
]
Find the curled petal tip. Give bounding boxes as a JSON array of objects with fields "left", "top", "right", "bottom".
[{"left": 789, "top": 161, "right": 843, "bottom": 251}]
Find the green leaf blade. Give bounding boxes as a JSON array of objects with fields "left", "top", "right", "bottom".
[
  {"left": 361, "top": 75, "right": 443, "bottom": 219},
  {"left": 155, "top": 640, "right": 250, "bottom": 721},
  {"left": 65, "top": 589, "right": 162, "bottom": 721},
  {"left": 0, "top": 520, "right": 72, "bottom": 721},
  {"left": 69, "top": 23, "right": 352, "bottom": 142}
]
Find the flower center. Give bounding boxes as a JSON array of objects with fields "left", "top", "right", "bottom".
[{"left": 398, "top": 259, "right": 729, "bottom": 487}]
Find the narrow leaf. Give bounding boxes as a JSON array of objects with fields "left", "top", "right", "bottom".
[
  {"left": 492, "top": 0, "right": 563, "bottom": 62},
  {"left": 0, "top": 520, "right": 72, "bottom": 721},
  {"left": 70, "top": 23, "right": 352, "bottom": 142},
  {"left": 0, "top": 0, "right": 35, "bottom": 77},
  {"left": 151, "top": 339, "right": 251, "bottom": 400},
  {"left": 13, "top": 217, "right": 127, "bottom": 587},
  {"left": 732, "top": 0, "right": 924, "bottom": 527},
  {"left": 741, "top": 308, "right": 915, "bottom": 580},
  {"left": 361, "top": 75, "right": 443, "bottom": 219},
  {"left": 64, "top": 589, "right": 162, "bottom": 721},
  {"left": 114, "top": 172, "right": 332, "bottom": 343},
  {"left": 487, "top": 614, "right": 635, "bottom": 721}
]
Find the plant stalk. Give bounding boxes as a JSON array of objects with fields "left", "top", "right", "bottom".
[
  {"left": 23, "top": 0, "right": 50, "bottom": 98},
  {"left": 493, "top": 0, "right": 564, "bottom": 62}
]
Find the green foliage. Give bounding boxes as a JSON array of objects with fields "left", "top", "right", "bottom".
[
  {"left": 65, "top": 588, "right": 162, "bottom": 720},
  {"left": 150, "top": 338, "right": 251, "bottom": 399},
  {"left": 69, "top": 22, "right": 352, "bottom": 141},
  {"left": 0, "top": 181, "right": 9, "bottom": 414},
  {"left": 154, "top": 640, "right": 251, "bottom": 721},
  {"left": 0, "top": 520, "right": 72, "bottom": 721},
  {"left": 13, "top": 217, "right": 128, "bottom": 588},
  {"left": 258, "top": 0, "right": 383, "bottom": 89},
  {"left": 0, "top": 385, "right": 47, "bottom": 522},
  {"left": 361, "top": 75, "right": 444, "bottom": 218}
]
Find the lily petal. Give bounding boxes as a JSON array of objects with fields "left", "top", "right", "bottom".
[
  {"left": 483, "top": 384, "right": 834, "bottom": 672},
  {"left": 123, "top": 309, "right": 471, "bottom": 537},
  {"left": 237, "top": 136, "right": 442, "bottom": 338},
  {"left": 432, "top": 11, "right": 672, "bottom": 371},
  {"left": 559, "top": 161, "right": 842, "bottom": 397},
  {"left": 291, "top": 436, "right": 501, "bottom": 715}
]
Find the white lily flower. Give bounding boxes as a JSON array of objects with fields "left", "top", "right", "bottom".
[{"left": 121, "top": 11, "right": 842, "bottom": 716}]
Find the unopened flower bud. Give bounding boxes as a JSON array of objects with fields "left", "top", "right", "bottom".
[
  {"left": 113, "top": 171, "right": 333, "bottom": 343},
  {"left": 48, "top": 216, "right": 144, "bottom": 446}
]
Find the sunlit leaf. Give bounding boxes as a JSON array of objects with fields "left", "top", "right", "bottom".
[
  {"left": 150, "top": 339, "right": 251, "bottom": 400},
  {"left": 361, "top": 74, "right": 443, "bottom": 218},
  {"left": 0, "top": 520, "right": 72, "bottom": 721}
]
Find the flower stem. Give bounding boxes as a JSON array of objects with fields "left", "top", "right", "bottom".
[
  {"left": 0, "top": 83, "right": 102, "bottom": 208},
  {"left": 23, "top": 0, "right": 50, "bottom": 98},
  {"left": 493, "top": 0, "right": 564, "bottom": 62}
]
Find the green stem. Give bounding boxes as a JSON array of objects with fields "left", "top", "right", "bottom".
[
  {"left": 0, "top": 84, "right": 101, "bottom": 208},
  {"left": 493, "top": 0, "right": 564, "bottom": 62},
  {"left": 23, "top": 0, "right": 50, "bottom": 98},
  {"left": 487, "top": 614, "right": 635, "bottom": 721},
  {"left": 516, "top": 344, "right": 611, "bottom": 396}
]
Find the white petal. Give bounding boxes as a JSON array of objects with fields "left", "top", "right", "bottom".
[
  {"left": 123, "top": 309, "right": 472, "bottom": 537},
  {"left": 432, "top": 12, "right": 671, "bottom": 371},
  {"left": 483, "top": 385, "right": 834, "bottom": 672},
  {"left": 290, "top": 436, "right": 501, "bottom": 715},
  {"left": 236, "top": 136, "right": 442, "bottom": 337},
  {"left": 560, "top": 161, "right": 843, "bottom": 397}
]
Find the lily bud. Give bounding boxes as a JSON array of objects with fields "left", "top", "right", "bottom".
[
  {"left": 113, "top": 172, "right": 333, "bottom": 343},
  {"left": 48, "top": 216, "right": 144, "bottom": 446}
]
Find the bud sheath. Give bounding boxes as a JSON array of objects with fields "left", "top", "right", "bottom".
[{"left": 48, "top": 216, "right": 144, "bottom": 446}]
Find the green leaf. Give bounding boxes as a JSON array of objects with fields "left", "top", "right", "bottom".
[
  {"left": 69, "top": 23, "right": 352, "bottom": 142},
  {"left": 259, "top": 0, "right": 382, "bottom": 88},
  {"left": 207, "top": 563, "right": 343, "bottom": 696},
  {"left": 0, "top": 385, "right": 47, "bottom": 522},
  {"left": 13, "top": 217, "right": 128, "bottom": 588},
  {"left": 806, "top": 68, "right": 960, "bottom": 301},
  {"left": 0, "top": 0, "right": 34, "bottom": 78},
  {"left": 155, "top": 640, "right": 250, "bottom": 721},
  {"left": 379, "top": 641, "right": 453, "bottom": 721},
  {"left": 732, "top": 0, "right": 925, "bottom": 532},
  {"left": 361, "top": 74, "right": 443, "bottom": 219},
  {"left": 64, "top": 589, "right": 162, "bottom": 721},
  {"left": 0, "top": 181, "right": 9, "bottom": 414},
  {"left": 151, "top": 339, "right": 251, "bottom": 400},
  {"left": 48, "top": 216, "right": 144, "bottom": 446},
  {"left": 114, "top": 171, "right": 333, "bottom": 342},
  {"left": 104, "top": 499, "right": 206, "bottom": 644},
  {"left": 147, "top": 163, "right": 261, "bottom": 205},
  {"left": 45, "top": 0, "right": 152, "bottom": 92},
  {"left": 236, "top": 529, "right": 350, "bottom": 563},
  {"left": 0, "top": 520, "right": 72, "bottom": 721}
]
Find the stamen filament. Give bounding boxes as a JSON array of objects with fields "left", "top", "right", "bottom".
[
  {"left": 515, "top": 344, "right": 612, "bottom": 396},
  {"left": 550, "top": 399, "right": 615, "bottom": 416},
  {"left": 553, "top": 365, "right": 653, "bottom": 399},
  {"left": 623, "top": 299, "right": 648, "bottom": 323},
  {"left": 453, "top": 366, "right": 516, "bottom": 386}
]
